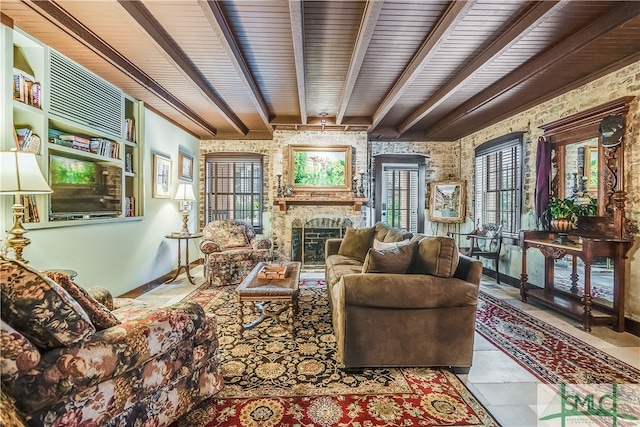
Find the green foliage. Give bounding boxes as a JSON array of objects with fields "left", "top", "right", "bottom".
[
  {"left": 545, "top": 195, "right": 597, "bottom": 221},
  {"left": 293, "top": 151, "right": 345, "bottom": 186}
]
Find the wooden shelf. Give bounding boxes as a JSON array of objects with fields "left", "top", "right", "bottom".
[
  {"left": 526, "top": 288, "right": 616, "bottom": 327},
  {"left": 274, "top": 197, "right": 367, "bottom": 213}
]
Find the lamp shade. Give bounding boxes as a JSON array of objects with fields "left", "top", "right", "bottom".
[
  {"left": 174, "top": 183, "right": 196, "bottom": 201},
  {"left": 0, "top": 150, "right": 52, "bottom": 195}
]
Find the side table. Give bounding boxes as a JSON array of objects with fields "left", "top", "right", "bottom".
[{"left": 164, "top": 232, "right": 203, "bottom": 285}]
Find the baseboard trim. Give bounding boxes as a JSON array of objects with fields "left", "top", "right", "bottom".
[
  {"left": 485, "top": 268, "right": 639, "bottom": 338},
  {"left": 116, "top": 259, "right": 203, "bottom": 299}
]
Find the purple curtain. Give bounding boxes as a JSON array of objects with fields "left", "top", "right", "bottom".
[{"left": 535, "top": 136, "right": 551, "bottom": 228}]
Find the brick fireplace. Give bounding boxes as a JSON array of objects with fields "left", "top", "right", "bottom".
[{"left": 291, "top": 217, "right": 353, "bottom": 269}]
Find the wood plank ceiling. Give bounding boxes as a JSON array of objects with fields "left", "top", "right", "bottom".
[{"left": 3, "top": 0, "right": 640, "bottom": 141}]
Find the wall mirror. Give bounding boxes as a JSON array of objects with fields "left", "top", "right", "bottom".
[{"left": 563, "top": 137, "right": 598, "bottom": 200}]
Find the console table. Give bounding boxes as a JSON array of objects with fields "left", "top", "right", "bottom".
[
  {"left": 164, "top": 233, "right": 203, "bottom": 285},
  {"left": 519, "top": 230, "right": 632, "bottom": 332}
]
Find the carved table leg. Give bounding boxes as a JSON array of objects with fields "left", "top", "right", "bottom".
[
  {"left": 570, "top": 255, "right": 579, "bottom": 293},
  {"left": 237, "top": 296, "right": 245, "bottom": 337},
  {"left": 520, "top": 247, "right": 528, "bottom": 302},
  {"left": 583, "top": 261, "right": 592, "bottom": 333}
]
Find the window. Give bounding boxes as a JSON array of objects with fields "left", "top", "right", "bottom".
[
  {"left": 205, "top": 154, "right": 264, "bottom": 232},
  {"left": 474, "top": 133, "right": 522, "bottom": 235}
]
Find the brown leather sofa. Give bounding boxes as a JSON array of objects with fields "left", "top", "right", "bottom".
[{"left": 325, "top": 222, "right": 482, "bottom": 372}]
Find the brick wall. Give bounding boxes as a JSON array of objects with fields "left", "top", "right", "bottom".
[
  {"left": 199, "top": 59, "right": 640, "bottom": 321},
  {"left": 456, "top": 60, "right": 640, "bottom": 322}
]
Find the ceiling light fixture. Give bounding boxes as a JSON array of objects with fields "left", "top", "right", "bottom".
[{"left": 320, "top": 112, "right": 327, "bottom": 131}]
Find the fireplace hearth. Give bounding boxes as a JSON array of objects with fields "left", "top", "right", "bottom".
[{"left": 291, "top": 218, "right": 352, "bottom": 268}]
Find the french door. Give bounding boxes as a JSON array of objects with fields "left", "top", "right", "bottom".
[{"left": 374, "top": 155, "right": 426, "bottom": 233}]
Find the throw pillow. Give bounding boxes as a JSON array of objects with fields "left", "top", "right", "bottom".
[
  {"left": 222, "top": 225, "right": 249, "bottom": 249},
  {"left": 408, "top": 236, "right": 459, "bottom": 278},
  {"left": 373, "top": 238, "right": 410, "bottom": 250},
  {"left": 0, "top": 258, "right": 96, "bottom": 350},
  {"left": 338, "top": 226, "right": 376, "bottom": 262},
  {"left": 44, "top": 271, "right": 120, "bottom": 330},
  {"left": 362, "top": 242, "right": 416, "bottom": 274},
  {"left": 374, "top": 221, "right": 414, "bottom": 242},
  {"left": 0, "top": 319, "right": 41, "bottom": 376}
]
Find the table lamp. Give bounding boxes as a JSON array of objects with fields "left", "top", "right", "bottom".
[
  {"left": 0, "top": 149, "right": 53, "bottom": 263},
  {"left": 174, "top": 183, "right": 196, "bottom": 233}
]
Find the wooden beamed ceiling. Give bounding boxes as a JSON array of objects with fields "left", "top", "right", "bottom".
[{"left": 3, "top": 0, "right": 640, "bottom": 141}]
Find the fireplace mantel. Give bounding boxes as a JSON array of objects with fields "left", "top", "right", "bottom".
[{"left": 274, "top": 196, "right": 368, "bottom": 213}]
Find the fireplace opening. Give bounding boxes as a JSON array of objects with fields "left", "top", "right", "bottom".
[{"left": 291, "top": 218, "right": 352, "bottom": 268}]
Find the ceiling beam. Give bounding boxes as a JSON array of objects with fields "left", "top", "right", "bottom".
[
  {"left": 202, "top": 1, "right": 272, "bottom": 131},
  {"left": 25, "top": 0, "right": 218, "bottom": 136},
  {"left": 399, "top": 0, "right": 566, "bottom": 135},
  {"left": 370, "top": 0, "right": 477, "bottom": 130},
  {"left": 118, "top": 0, "right": 249, "bottom": 135},
  {"left": 336, "top": 0, "right": 384, "bottom": 125},
  {"left": 289, "top": 0, "right": 307, "bottom": 125},
  {"left": 425, "top": 1, "right": 640, "bottom": 139}
]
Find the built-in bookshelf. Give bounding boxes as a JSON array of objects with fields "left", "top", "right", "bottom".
[{"left": 3, "top": 27, "right": 144, "bottom": 226}]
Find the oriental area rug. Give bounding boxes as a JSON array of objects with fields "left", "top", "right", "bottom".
[{"left": 175, "top": 280, "right": 498, "bottom": 427}]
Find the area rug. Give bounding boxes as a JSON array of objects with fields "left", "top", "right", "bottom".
[{"left": 174, "top": 281, "right": 498, "bottom": 427}]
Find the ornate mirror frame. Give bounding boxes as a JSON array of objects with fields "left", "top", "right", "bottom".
[{"left": 539, "top": 96, "right": 633, "bottom": 239}]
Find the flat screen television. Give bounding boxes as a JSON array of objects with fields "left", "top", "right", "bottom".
[{"left": 49, "top": 154, "right": 122, "bottom": 219}]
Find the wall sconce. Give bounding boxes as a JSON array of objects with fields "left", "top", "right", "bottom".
[
  {"left": 0, "top": 149, "right": 53, "bottom": 263},
  {"left": 174, "top": 183, "right": 196, "bottom": 234}
]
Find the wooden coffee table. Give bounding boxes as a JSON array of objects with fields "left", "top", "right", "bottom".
[{"left": 236, "top": 261, "right": 301, "bottom": 336}]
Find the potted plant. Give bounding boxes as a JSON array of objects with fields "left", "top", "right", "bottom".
[
  {"left": 545, "top": 197, "right": 576, "bottom": 234},
  {"left": 544, "top": 196, "right": 598, "bottom": 241}
]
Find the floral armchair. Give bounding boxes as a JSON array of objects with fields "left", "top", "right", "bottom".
[
  {"left": 0, "top": 257, "right": 224, "bottom": 427},
  {"left": 200, "top": 219, "right": 272, "bottom": 286}
]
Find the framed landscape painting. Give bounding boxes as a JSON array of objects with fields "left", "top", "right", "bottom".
[
  {"left": 288, "top": 145, "right": 352, "bottom": 191},
  {"left": 428, "top": 181, "right": 466, "bottom": 223}
]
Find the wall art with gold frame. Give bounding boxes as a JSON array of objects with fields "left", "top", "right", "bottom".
[
  {"left": 288, "top": 145, "right": 352, "bottom": 191},
  {"left": 428, "top": 181, "right": 466, "bottom": 223}
]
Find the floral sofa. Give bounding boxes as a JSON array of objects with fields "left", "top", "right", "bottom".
[
  {"left": 0, "top": 257, "right": 224, "bottom": 427},
  {"left": 200, "top": 219, "right": 272, "bottom": 286}
]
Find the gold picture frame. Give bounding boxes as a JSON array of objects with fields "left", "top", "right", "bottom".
[
  {"left": 428, "top": 181, "right": 466, "bottom": 223},
  {"left": 153, "top": 153, "right": 172, "bottom": 198},
  {"left": 584, "top": 146, "right": 598, "bottom": 190},
  {"left": 288, "top": 145, "right": 352, "bottom": 191}
]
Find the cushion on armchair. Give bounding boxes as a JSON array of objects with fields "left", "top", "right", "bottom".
[
  {"left": 0, "top": 258, "right": 95, "bottom": 350},
  {"left": 44, "top": 271, "right": 120, "bottom": 330}
]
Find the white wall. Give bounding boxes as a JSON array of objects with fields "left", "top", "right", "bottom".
[{"left": 4, "top": 109, "right": 201, "bottom": 297}]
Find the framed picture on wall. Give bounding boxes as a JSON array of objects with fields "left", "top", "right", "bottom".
[
  {"left": 178, "top": 148, "right": 194, "bottom": 181},
  {"left": 153, "top": 153, "right": 172, "bottom": 198},
  {"left": 428, "top": 181, "right": 466, "bottom": 223},
  {"left": 288, "top": 145, "right": 352, "bottom": 191}
]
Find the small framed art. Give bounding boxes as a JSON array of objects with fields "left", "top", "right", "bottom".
[
  {"left": 178, "top": 149, "right": 194, "bottom": 181},
  {"left": 153, "top": 153, "right": 172, "bottom": 198},
  {"left": 428, "top": 181, "right": 466, "bottom": 223}
]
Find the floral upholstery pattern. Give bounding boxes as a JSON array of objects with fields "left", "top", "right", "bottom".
[
  {"left": 44, "top": 271, "right": 120, "bottom": 330},
  {"left": 0, "top": 258, "right": 95, "bottom": 349},
  {"left": 0, "top": 260, "right": 224, "bottom": 427},
  {"left": 201, "top": 219, "right": 272, "bottom": 286}
]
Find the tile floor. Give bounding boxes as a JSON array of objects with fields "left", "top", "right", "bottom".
[{"left": 135, "top": 266, "right": 640, "bottom": 427}]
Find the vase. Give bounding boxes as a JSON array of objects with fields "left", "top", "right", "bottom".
[{"left": 550, "top": 218, "right": 573, "bottom": 243}]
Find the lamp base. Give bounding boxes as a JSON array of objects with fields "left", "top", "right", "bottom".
[
  {"left": 181, "top": 209, "right": 190, "bottom": 234},
  {"left": 8, "top": 202, "right": 30, "bottom": 263}
]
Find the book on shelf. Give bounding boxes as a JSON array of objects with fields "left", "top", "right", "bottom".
[
  {"left": 125, "top": 117, "right": 136, "bottom": 143},
  {"left": 125, "top": 196, "right": 135, "bottom": 217},
  {"left": 12, "top": 71, "right": 41, "bottom": 109},
  {"left": 20, "top": 194, "right": 40, "bottom": 223},
  {"left": 14, "top": 127, "right": 42, "bottom": 154},
  {"left": 124, "top": 152, "right": 133, "bottom": 173}
]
